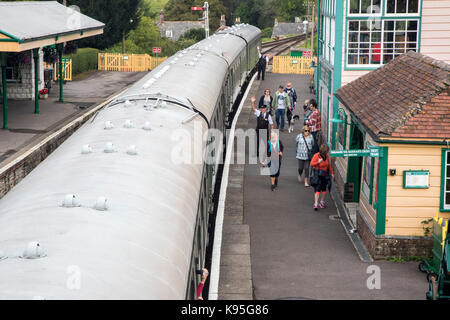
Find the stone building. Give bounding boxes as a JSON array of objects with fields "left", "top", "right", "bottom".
[{"left": 156, "top": 10, "right": 204, "bottom": 41}]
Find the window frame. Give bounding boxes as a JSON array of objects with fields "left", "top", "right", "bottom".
[
  {"left": 384, "top": 0, "right": 421, "bottom": 17},
  {"left": 440, "top": 149, "right": 450, "bottom": 212},
  {"left": 348, "top": 0, "right": 383, "bottom": 17},
  {"left": 345, "top": 17, "right": 420, "bottom": 69}
]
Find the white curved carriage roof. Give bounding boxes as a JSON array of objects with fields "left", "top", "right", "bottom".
[
  {"left": 0, "top": 23, "right": 261, "bottom": 299},
  {"left": 0, "top": 101, "right": 207, "bottom": 299}
]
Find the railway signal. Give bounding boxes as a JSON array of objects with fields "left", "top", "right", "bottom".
[{"left": 191, "top": 2, "right": 209, "bottom": 38}]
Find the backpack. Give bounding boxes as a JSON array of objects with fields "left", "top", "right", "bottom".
[{"left": 259, "top": 55, "right": 267, "bottom": 68}]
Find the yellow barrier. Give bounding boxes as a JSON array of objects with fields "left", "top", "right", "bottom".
[
  {"left": 43, "top": 59, "right": 72, "bottom": 81},
  {"left": 98, "top": 53, "right": 167, "bottom": 72},
  {"left": 272, "top": 56, "right": 317, "bottom": 75}
]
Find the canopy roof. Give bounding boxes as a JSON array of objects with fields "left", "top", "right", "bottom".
[{"left": 0, "top": 1, "right": 104, "bottom": 52}]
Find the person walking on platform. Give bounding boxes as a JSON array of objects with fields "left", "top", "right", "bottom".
[
  {"left": 310, "top": 144, "right": 334, "bottom": 211},
  {"left": 257, "top": 47, "right": 269, "bottom": 81},
  {"left": 305, "top": 99, "right": 321, "bottom": 154},
  {"left": 262, "top": 132, "right": 284, "bottom": 191},
  {"left": 296, "top": 125, "right": 314, "bottom": 187},
  {"left": 258, "top": 88, "right": 274, "bottom": 115},
  {"left": 303, "top": 99, "right": 312, "bottom": 125},
  {"left": 284, "top": 82, "right": 297, "bottom": 133},
  {"left": 251, "top": 96, "right": 274, "bottom": 158},
  {"left": 272, "top": 85, "right": 290, "bottom": 131}
]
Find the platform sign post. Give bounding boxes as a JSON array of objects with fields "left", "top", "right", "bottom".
[{"left": 153, "top": 47, "right": 161, "bottom": 59}]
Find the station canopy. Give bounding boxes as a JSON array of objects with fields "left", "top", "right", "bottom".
[{"left": 0, "top": 1, "right": 105, "bottom": 52}]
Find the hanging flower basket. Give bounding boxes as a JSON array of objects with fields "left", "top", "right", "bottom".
[{"left": 39, "top": 88, "right": 48, "bottom": 99}]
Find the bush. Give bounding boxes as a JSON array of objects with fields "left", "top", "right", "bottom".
[
  {"left": 64, "top": 48, "right": 100, "bottom": 75},
  {"left": 262, "top": 27, "right": 273, "bottom": 39}
]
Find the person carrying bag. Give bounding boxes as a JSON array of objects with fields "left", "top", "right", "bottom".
[{"left": 309, "top": 144, "right": 334, "bottom": 211}]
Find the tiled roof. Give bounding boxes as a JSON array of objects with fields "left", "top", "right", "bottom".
[
  {"left": 335, "top": 51, "right": 450, "bottom": 139},
  {"left": 157, "top": 21, "right": 204, "bottom": 40},
  {"left": 272, "top": 23, "right": 304, "bottom": 37},
  {"left": 0, "top": 1, "right": 104, "bottom": 42}
]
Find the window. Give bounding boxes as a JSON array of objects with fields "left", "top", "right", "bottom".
[
  {"left": 165, "top": 30, "right": 173, "bottom": 38},
  {"left": 347, "top": 19, "right": 419, "bottom": 66},
  {"left": 386, "top": 0, "right": 419, "bottom": 14},
  {"left": 442, "top": 150, "right": 450, "bottom": 211},
  {"left": 349, "top": 0, "right": 381, "bottom": 15}
]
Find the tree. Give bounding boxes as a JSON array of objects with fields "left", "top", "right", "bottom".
[
  {"left": 272, "top": 0, "right": 307, "bottom": 22},
  {"left": 179, "top": 28, "right": 206, "bottom": 42},
  {"left": 66, "top": 0, "right": 142, "bottom": 49},
  {"left": 163, "top": 0, "right": 226, "bottom": 30},
  {"left": 234, "top": 0, "right": 276, "bottom": 29}
]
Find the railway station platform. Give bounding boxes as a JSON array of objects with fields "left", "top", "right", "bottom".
[{"left": 216, "top": 72, "right": 428, "bottom": 300}]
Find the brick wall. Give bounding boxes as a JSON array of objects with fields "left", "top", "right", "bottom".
[{"left": 357, "top": 210, "right": 433, "bottom": 260}]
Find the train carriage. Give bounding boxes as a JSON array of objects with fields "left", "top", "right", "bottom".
[{"left": 0, "top": 24, "right": 260, "bottom": 299}]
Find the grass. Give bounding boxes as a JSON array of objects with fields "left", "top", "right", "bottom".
[
  {"left": 386, "top": 256, "right": 422, "bottom": 263},
  {"left": 64, "top": 48, "right": 100, "bottom": 76}
]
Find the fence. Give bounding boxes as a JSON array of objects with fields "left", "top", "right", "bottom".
[
  {"left": 98, "top": 53, "right": 167, "bottom": 72},
  {"left": 272, "top": 56, "right": 317, "bottom": 75},
  {"left": 43, "top": 58, "right": 72, "bottom": 81}
]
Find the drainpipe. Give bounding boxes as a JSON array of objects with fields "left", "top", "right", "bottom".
[
  {"left": 33, "top": 48, "right": 40, "bottom": 114},
  {"left": 1, "top": 52, "right": 7, "bottom": 129}
]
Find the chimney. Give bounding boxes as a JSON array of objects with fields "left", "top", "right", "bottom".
[
  {"left": 159, "top": 10, "right": 164, "bottom": 24},
  {"left": 274, "top": 18, "right": 278, "bottom": 26},
  {"left": 220, "top": 14, "right": 226, "bottom": 27}
]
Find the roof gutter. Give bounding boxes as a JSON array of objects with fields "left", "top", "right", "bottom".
[{"left": 17, "top": 26, "right": 105, "bottom": 44}]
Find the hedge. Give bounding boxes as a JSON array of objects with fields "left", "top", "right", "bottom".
[{"left": 64, "top": 48, "right": 100, "bottom": 76}]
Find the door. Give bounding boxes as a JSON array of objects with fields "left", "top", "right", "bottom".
[{"left": 347, "top": 120, "right": 364, "bottom": 202}]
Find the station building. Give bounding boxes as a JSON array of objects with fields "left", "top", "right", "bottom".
[
  {"left": 0, "top": 1, "right": 104, "bottom": 129},
  {"left": 333, "top": 51, "right": 450, "bottom": 259},
  {"left": 316, "top": 0, "right": 450, "bottom": 147}
]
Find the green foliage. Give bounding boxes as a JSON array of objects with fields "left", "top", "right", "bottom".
[
  {"left": 421, "top": 218, "right": 434, "bottom": 237},
  {"left": 140, "top": 0, "right": 169, "bottom": 19},
  {"left": 64, "top": 48, "right": 100, "bottom": 75},
  {"left": 179, "top": 28, "right": 206, "bottom": 42},
  {"left": 106, "top": 17, "right": 196, "bottom": 57},
  {"left": 65, "top": 0, "right": 142, "bottom": 50},
  {"left": 261, "top": 27, "right": 273, "bottom": 39},
  {"left": 272, "top": 0, "right": 307, "bottom": 22},
  {"left": 163, "top": 0, "right": 226, "bottom": 30},
  {"left": 386, "top": 256, "right": 422, "bottom": 263}
]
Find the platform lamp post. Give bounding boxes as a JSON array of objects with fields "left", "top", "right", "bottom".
[
  {"left": 57, "top": 43, "right": 64, "bottom": 103},
  {"left": 33, "top": 48, "right": 40, "bottom": 114}
]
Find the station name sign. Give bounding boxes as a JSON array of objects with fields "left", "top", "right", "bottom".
[{"left": 330, "top": 146, "right": 382, "bottom": 158}]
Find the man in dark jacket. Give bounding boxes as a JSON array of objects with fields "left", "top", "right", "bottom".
[
  {"left": 251, "top": 96, "right": 274, "bottom": 158},
  {"left": 257, "top": 47, "right": 269, "bottom": 81}
]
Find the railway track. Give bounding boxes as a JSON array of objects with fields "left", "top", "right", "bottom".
[{"left": 261, "top": 34, "right": 307, "bottom": 64}]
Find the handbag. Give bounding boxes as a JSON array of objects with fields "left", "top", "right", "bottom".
[
  {"left": 302, "top": 135, "right": 313, "bottom": 161},
  {"left": 309, "top": 167, "right": 319, "bottom": 186}
]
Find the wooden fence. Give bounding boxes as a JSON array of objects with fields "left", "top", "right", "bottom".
[
  {"left": 272, "top": 56, "right": 317, "bottom": 75},
  {"left": 43, "top": 58, "right": 72, "bottom": 81},
  {"left": 98, "top": 53, "right": 167, "bottom": 72}
]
